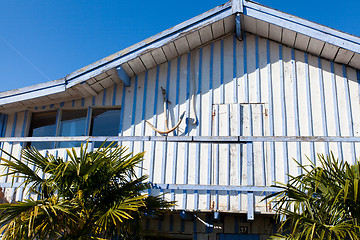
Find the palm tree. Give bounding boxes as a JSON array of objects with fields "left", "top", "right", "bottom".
[
  {"left": 265, "top": 153, "right": 360, "bottom": 240},
  {"left": 0, "top": 142, "right": 171, "bottom": 239}
]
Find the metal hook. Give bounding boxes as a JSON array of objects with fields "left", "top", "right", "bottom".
[{"left": 145, "top": 87, "right": 185, "bottom": 135}]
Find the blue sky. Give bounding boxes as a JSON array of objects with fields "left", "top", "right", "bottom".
[{"left": 1, "top": 0, "right": 359, "bottom": 92}]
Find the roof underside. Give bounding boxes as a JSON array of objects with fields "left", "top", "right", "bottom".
[{"left": 1, "top": 0, "right": 359, "bottom": 112}]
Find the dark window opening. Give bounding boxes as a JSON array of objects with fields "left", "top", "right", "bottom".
[
  {"left": 90, "top": 108, "right": 121, "bottom": 148},
  {"left": 58, "top": 110, "right": 87, "bottom": 148},
  {"left": 28, "top": 111, "right": 57, "bottom": 150}
]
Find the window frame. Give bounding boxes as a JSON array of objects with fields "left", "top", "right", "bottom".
[{"left": 28, "top": 106, "right": 121, "bottom": 149}]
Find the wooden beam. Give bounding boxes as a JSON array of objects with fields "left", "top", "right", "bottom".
[{"left": 116, "top": 66, "right": 131, "bottom": 87}]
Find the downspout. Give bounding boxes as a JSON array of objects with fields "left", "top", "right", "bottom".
[{"left": 232, "top": 0, "right": 244, "bottom": 41}]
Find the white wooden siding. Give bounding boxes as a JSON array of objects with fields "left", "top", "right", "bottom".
[{"left": 1, "top": 32, "right": 360, "bottom": 213}]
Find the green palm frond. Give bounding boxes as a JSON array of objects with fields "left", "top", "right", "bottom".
[
  {"left": 0, "top": 141, "right": 171, "bottom": 239},
  {"left": 264, "top": 152, "right": 360, "bottom": 240}
]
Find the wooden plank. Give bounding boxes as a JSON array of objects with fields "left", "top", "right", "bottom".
[
  {"left": 294, "top": 33, "right": 310, "bottom": 52},
  {"left": 162, "top": 42, "right": 178, "bottom": 60},
  {"left": 120, "top": 62, "right": 135, "bottom": 77},
  {"left": 307, "top": 38, "right": 324, "bottom": 56},
  {"left": 98, "top": 77, "right": 115, "bottom": 89},
  {"left": 186, "top": 31, "right": 202, "bottom": 50},
  {"left": 243, "top": 15, "right": 256, "bottom": 34},
  {"left": 174, "top": 36, "right": 190, "bottom": 55},
  {"left": 128, "top": 57, "right": 146, "bottom": 75},
  {"left": 94, "top": 72, "right": 108, "bottom": 81},
  {"left": 269, "top": 23, "right": 282, "bottom": 43},
  {"left": 281, "top": 29, "right": 296, "bottom": 48},
  {"left": 140, "top": 52, "right": 157, "bottom": 70},
  {"left": 256, "top": 19, "right": 269, "bottom": 38},
  {"left": 212, "top": 19, "right": 225, "bottom": 39},
  {"left": 349, "top": 53, "right": 360, "bottom": 70},
  {"left": 321, "top": 43, "right": 339, "bottom": 60},
  {"left": 199, "top": 25, "right": 213, "bottom": 44},
  {"left": 334, "top": 48, "right": 354, "bottom": 65},
  {"left": 151, "top": 48, "right": 167, "bottom": 65},
  {"left": 223, "top": 15, "right": 235, "bottom": 34}
]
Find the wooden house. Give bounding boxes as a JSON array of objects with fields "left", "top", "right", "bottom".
[{"left": 1, "top": 0, "right": 360, "bottom": 239}]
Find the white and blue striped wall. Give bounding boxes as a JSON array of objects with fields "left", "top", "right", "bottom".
[{"left": 1, "top": 32, "right": 360, "bottom": 213}]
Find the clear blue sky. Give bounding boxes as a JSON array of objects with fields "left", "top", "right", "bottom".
[{"left": 1, "top": 0, "right": 359, "bottom": 92}]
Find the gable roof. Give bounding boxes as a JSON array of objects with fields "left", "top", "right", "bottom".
[{"left": 1, "top": 0, "right": 360, "bottom": 112}]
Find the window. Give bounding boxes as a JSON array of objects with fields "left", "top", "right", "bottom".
[
  {"left": 90, "top": 108, "right": 121, "bottom": 148},
  {"left": 28, "top": 111, "right": 57, "bottom": 150},
  {"left": 28, "top": 107, "right": 120, "bottom": 149},
  {"left": 58, "top": 110, "right": 87, "bottom": 148}
]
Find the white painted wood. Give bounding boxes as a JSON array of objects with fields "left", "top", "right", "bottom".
[
  {"left": 99, "top": 77, "right": 115, "bottom": 89},
  {"left": 349, "top": 53, "right": 360, "bottom": 69},
  {"left": 294, "top": 33, "right": 310, "bottom": 52},
  {"left": 224, "top": 15, "right": 235, "bottom": 34},
  {"left": 212, "top": 19, "right": 225, "bottom": 39},
  {"left": 162, "top": 42, "right": 178, "bottom": 60},
  {"left": 120, "top": 63, "right": 135, "bottom": 77},
  {"left": 281, "top": 29, "right": 296, "bottom": 48},
  {"left": 334, "top": 48, "right": 354, "bottom": 65},
  {"left": 321, "top": 43, "right": 339, "bottom": 60},
  {"left": 256, "top": 19, "right": 269, "bottom": 38},
  {"left": 243, "top": 15, "right": 256, "bottom": 34},
  {"left": 128, "top": 57, "right": 146, "bottom": 75},
  {"left": 187, "top": 31, "right": 202, "bottom": 50},
  {"left": 199, "top": 25, "right": 213, "bottom": 44},
  {"left": 140, "top": 52, "right": 157, "bottom": 70},
  {"left": 174, "top": 37, "right": 190, "bottom": 55},
  {"left": 269, "top": 23, "right": 282, "bottom": 43},
  {"left": 151, "top": 48, "right": 167, "bottom": 65},
  {"left": 307, "top": 38, "right": 324, "bottom": 56}
]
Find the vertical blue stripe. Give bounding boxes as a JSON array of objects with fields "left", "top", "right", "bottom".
[
  {"left": 85, "top": 106, "right": 92, "bottom": 136},
  {"left": 267, "top": 40, "right": 275, "bottom": 183},
  {"left": 129, "top": 76, "right": 138, "bottom": 154},
  {"left": 60, "top": 102, "right": 64, "bottom": 107},
  {"left": 150, "top": 66, "right": 160, "bottom": 183},
  {"left": 233, "top": 35, "right": 238, "bottom": 104},
  {"left": 102, "top": 88, "right": 107, "bottom": 106},
  {"left": 118, "top": 84, "right": 127, "bottom": 137},
  {"left": 139, "top": 71, "right": 148, "bottom": 177},
  {"left": 292, "top": 49, "right": 302, "bottom": 174},
  {"left": 53, "top": 109, "right": 61, "bottom": 148},
  {"left": 279, "top": 45, "right": 288, "bottom": 182},
  {"left": 207, "top": 44, "right": 214, "bottom": 210},
  {"left": 215, "top": 103, "right": 219, "bottom": 211},
  {"left": 318, "top": 58, "right": 329, "bottom": 156},
  {"left": 11, "top": 113, "right": 17, "bottom": 138},
  {"left": 304, "top": 53, "right": 315, "bottom": 163},
  {"left": 244, "top": 34, "right": 249, "bottom": 103},
  {"left": 92, "top": 96, "right": 95, "bottom": 106},
  {"left": 112, "top": 83, "right": 117, "bottom": 106},
  {"left": 81, "top": 98, "right": 85, "bottom": 107},
  {"left": 50, "top": 104, "right": 54, "bottom": 108},
  {"left": 343, "top": 65, "right": 356, "bottom": 163},
  {"left": 330, "top": 61, "right": 343, "bottom": 160},
  {"left": 72, "top": 100, "right": 75, "bottom": 107},
  {"left": 20, "top": 111, "right": 28, "bottom": 148}
]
